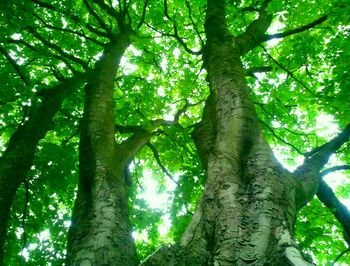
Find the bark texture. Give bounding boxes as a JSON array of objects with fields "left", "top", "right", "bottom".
[
  {"left": 142, "top": 1, "right": 320, "bottom": 265},
  {"left": 0, "top": 74, "right": 86, "bottom": 264},
  {"left": 65, "top": 32, "right": 148, "bottom": 265}
]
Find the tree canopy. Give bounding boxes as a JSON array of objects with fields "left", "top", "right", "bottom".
[{"left": 0, "top": 0, "right": 350, "bottom": 265}]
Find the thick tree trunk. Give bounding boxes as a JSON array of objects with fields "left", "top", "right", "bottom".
[
  {"left": 0, "top": 74, "right": 86, "bottom": 264},
  {"left": 65, "top": 33, "right": 140, "bottom": 266},
  {"left": 142, "top": 1, "right": 316, "bottom": 265}
]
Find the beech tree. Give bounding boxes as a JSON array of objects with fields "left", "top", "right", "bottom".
[{"left": 1, "top": 0, "right": 350, "bottom": 265}]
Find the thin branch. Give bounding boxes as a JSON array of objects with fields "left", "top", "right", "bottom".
[
  {"left": 31, "top": 0, "right": 84, "bottom": 26},
  {"left": 0, "top": 46, "right": 30, "bottom": 86},
  {"left": 147, "top": 142, "right": 177, "bottom": 184},
  {"left": 82, "top": 0, "right": 111, "bottom": 34},
  {"left": 185, "top": 0, "right": 204, "bottom": 46},
  {"left": 160, "top": 0, "right": 202, "bottom": 55},
  {"left": 93, "top": 0, "right": 120, "bottom": 19},
  {"left": 173, "top": 24, "right": 203, "bottom": 55},
  {"left": 33, "top": 13, "right": 105, "bottom": 46},
  {"left": 260, "top": 45, "right": 313, "bottom": 93},
  {"left": 264, "top": 15, "right": 328, "bottom": 41},
  {"left": 151, "top": 100, "right": 202, "bottom": 128},
  {"left": 163, "top": 0, "right": 172, "bottom": 21},
  {"left": 282, "top": 126, "right": 315, "bottom": 137},
  {"left": 137, "top": 0, "right": 150, "bottom": 29},
  {"left": 5, "top": 39, "right": 38, "bottom": 53},
  {"left": 10, "top": 40, "right": 78, "bottom": 72},
  {"left": 27, "top": 27, "right": 89, "bottom": 69},
  {"left": 86, "top": 23, "right": 111, "bottom": 38},
  {"left": 92, "top": 0, "right": 124, "bottom": 29},
  {"left": 321, "top": 165, "right": 350, "bottom": 177},
  {"left": 259, "top": 119, "right": 304, "bottom": 155},
  {"left": 332, "top": 248, "right": 350, "bottom": 265}
]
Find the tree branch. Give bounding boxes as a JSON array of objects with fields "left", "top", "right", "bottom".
[
  {"left": 259, "top": 119, "right": 304, "bottom": 155},
  {"left": 160, "top": 0, "right": 202, "bottom": 55},
  {"left": 137, "top": 0, "right": 150, "bottom": 29},
  {"left": 317, "top": 180, "right": 350, "bottom": 247},
  {"left": 32, "top": 13, "right": 105, "bottom": 46},
  {"left": 147, "top": 142, "right": 177, "bottom": 184},
  {"left": 321, "top": 165, "right": 350, "bottom": 177},
  {"left": 117, "top": 129, "right": 151, "bottom": 165},
  {"left": 0, "top": 45, "right": 30, "bottom": 86},
  {"left": 293, "top": 124, "right": 350, "bottom": 209},
  {"left": 235, "top": 0, "right": 273, "bottom": 55},
  {"left": 185, "top": 0, "right": 204, "bottom": 46},
  {"left": 297, "top": 124, "right": 350, "bottom": 174},
  {"left": 332, "top": 248, "right": 350, "bottom": 265},
  {"left": 86, "top": 23, "right": 112, "bottom": 38},
  {"left": 5, "top": 39, "right": 38, "bottom": 53},
  {"left": 260, "top": 45, "right": 313, "bottom": 93},
  {"left": 92, "top": 0, "right": 124, "bottom": 29},
  {"left": 263, "top": 15, "right": 328, "bottom": 41},
  {"left": 116, "top": 100, "right": 201, "bottom": 162},
  {"left": 151, "top": 100, "right": 201, "bottom": 128},
  {"left": 82, "top": 0, "right": 112, "bottom": 35},
  {"left": 27, "top": 27, "right": 89, "bottom": 70},
  {"left": 0, "top": 73, "right": 88, "bottom": 260}
]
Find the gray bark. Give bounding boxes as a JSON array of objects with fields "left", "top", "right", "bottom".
[
  {"left": 141, "top": 0, "right": 318, "bottom": 265},
  {"left": 66, "top": 33, "right": 140, "bottom": 266}
]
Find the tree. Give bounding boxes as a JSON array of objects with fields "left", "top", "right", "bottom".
[{"left": 1, "top": 0, "right": 350, "bottom": 265}]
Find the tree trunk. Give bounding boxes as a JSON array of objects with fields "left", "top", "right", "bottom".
[
  {"left": 65, "top": 33, "right": 141, "bottom": 266},
  {"left": 0, "top": 74, "right": 86, "bottom": 265},
  {"left": 141, "top": 1, "right": 316, "bottom": 265}
]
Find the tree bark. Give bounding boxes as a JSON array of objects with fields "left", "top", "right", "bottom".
[
  {"left": 65, "top": 32, "right": 143, "bottom": 266},
  {"left": 142, "top": 0, "right": 318, "bottom": 265},
  {"left": 0, "top": 73, "right": 86, "bottom": 265}
]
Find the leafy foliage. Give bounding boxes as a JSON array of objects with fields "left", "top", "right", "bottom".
[{"left": 0, "top": 0, "right": 349, "bottom": 264}]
